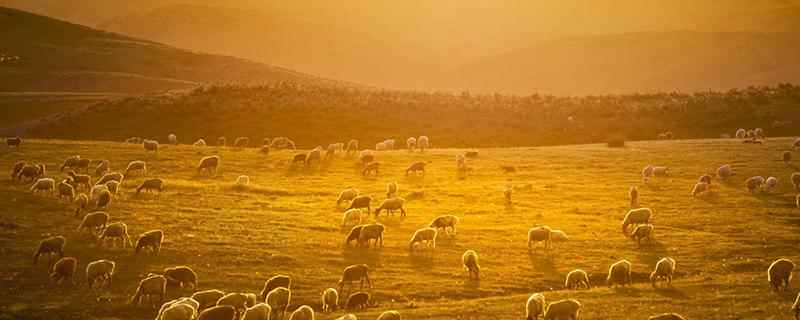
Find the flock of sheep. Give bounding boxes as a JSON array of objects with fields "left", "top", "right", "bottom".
[{"left": 6, "top": 132, "right": 800, "bottom": 320}]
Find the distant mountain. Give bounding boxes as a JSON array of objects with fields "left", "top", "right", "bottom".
[{"left": 0, "top": 6, "right": 343, "bottom": 93}]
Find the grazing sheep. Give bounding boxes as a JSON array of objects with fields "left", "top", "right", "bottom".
[
  {"left": 735, "top": 128, "right": 747, "bottom": 139},
  {"left": 527, "top": 226, "right": 552, "bottom": 250},
  {"left": 461, "top": 250, "right": 480, "bottom": 280},
  {"left": 105, "top": 180, "right": 120, "bottom": 196},
  {"left": 648, "top": 313, "right": 687, "bottom": 320},
  {"left": 607, "top": 260, "right": 632, "bottom": 287},
  {"left": 58, "top": 179, "right": 75, "bottom": 202},
  {"left": 192, "top": 289, "right": 226, "bottom": 310},
  {"left": 135, "top": 229, "right": 164, "bottom": 255},
  {"left": 346, "top": 140, "right": 359, "bottom": 154},
  {"left": 125, "top": 160, "right": 147, "bottom": 176},
  {"left": 768, "top": 258, "right": 795, "bottom": 291},
  {"left": 383, "top": 139, "right": 396, "bottom": 150},
  {"left": 259, "top": 274, "right": 292, "bottom": 301},
  {"left": 86, "top": 259, "right": 115, "bottom": 289},
  {"left": 158, "top": 298, "right": 199, "bottom": 320},
  {"left": 746, "top": 176, "right": 766, "bottom": 193},
  {"left": 67, "top": 171, "right": 91, "bottom": 189},
  {"left": 430, "top": 215, "right": 459, "bottom": 236},
  {"left": 342, "top": 209, "right": 367, "bottom": 228},
  {"left": 265, "top": 287, "right": 291, "bottom": 320},
  {"left": 60, "top": 156, "right": 81, "bottom": 172},
  {"left": 765, "top": 176, "right": 779, "bottom": 192},
  {"left": 565, "top": 269, "right": 590, "bottom": 290},
  {"left": 691, "top": 182, "right": 708, "bottom": 198},
  {"left": 164, "top": 266, "right": 198, "bottom": 290},
  {"left": 793, "top": 292, "right": 800, "bottom": 320},
  {"left": 543, "top": 299, "right": 581, "bottom": 320},
  {"left": 30, "top": 178, "right": 55, "bottom": 195},
  {"left": 77, "top": 211, "right": 108, "bottom": 235},
  {"left": 16, "top": 163, "right": 44, "bottom": 182},
  {"left": 792, "top": 172, "right": 800, "bottom": 191},
  {"left": 358, "top": 223, "right": 385, "bottom": 248},
  {"left": 322, "top": 288, "right": 338, "bottom": 313},
  {"left": 386, "top": 181, "right": 398, "bottom": 198},
  {"left": 50, "top": 257, "right": 77, "bottom": 285},
  {"left": 526, "top": 293, "right": 546, "bottom": 320},
  {"left": 306, "top": 148, "right": 322, "bottom": 166},
  {"left": 99, "top": 222, "right": 133, "bottom": 248},
  {"left": 651, "top": 257, "right": 676, "bottom": 287},
  {"left": 6, "top": 136, "right": 21, "bottom": 148},
  {"left": 549, "top": 230, "right": 568, "bottom": 246},
  {"left": 90, "top": 184, "right": 109, "bottom": 201},
  {"left": 345, "top": 225, "right": 364, "bottom": 246},
  {"left": 194, "top": 139, "right": 207, "bottom": 147},
  {"left": 338, "top": 264, "right": 371, "bottom": 295},
  {"left": 131, "top": 274, "right": 167, "bottom": 306},
  {"left": 33, "top": 235, "right": 65, "bottom": 265},
  {"left": 74, "top": 193, "right": 88, "bottom": 217},
  {"left": 234, "top": 137, "right": 250, "bottom": 148},
  {"left": 242, "top": 303, "right": 271, "bottom": 320},
  {"left": 346, "top": 195, "right": 372, "bottom": 212},
  {"left": 198, "top": 156, "right": 220, "bottom": 175},
  {"left": 653, "top": 166, "right": 668, "bottom": 176},
  {"left": 409, "top": 227, "right": 437, "bottom": 252},
  {"left": 374, "top": 197, "right": 406, "bottom": 217},
  {"left": 198, "top": 305, "right": 236, "bottom": 320},
  {"left": 417, "top": 136, "right": 429, "bottom": 152},
  {"left": 217, "top": 292, "right": 257, "bottom": 316},
  {"left": 345, "top": 292, "right": 370, "bottom": 310},
  {"left": 717, "top": 164, "right": 732, "bottom": 180},
  {"left": 168, "top": 134, "right": 178, "bottom": 145},
  {"left": 629, "top": 185, "right": 639, "bottom": 208},
  {"left": 755, "top": 128, "right": 765, "bottom": 138},
  {"left": 96, "top": 189, "right": 112, "bottom": 209},
  {"left": 236, "top": 175, "right": 250, "bottom": 187},
  {"left": 405, "top": 162, "right": 426, "bottom": 176},
  {"left": 641, "top": 165, "right": 654, "bottom": 183},
  {"left": 630, "top": 224, "right": 654, "bottom": 245},
  {"left": 289, "top": 305, "right": 315, "bottom": 320},
  {"left": 10, "top": 160, "right": 25, "bottom": 179},
  {"left": 137, "top": 178, "right": 164, "bottom": 194},
  {"left": 622, "top": 208, "right": 652, "bottom": 234},
  {"left": 362, "top": 162, "right": 380, "bottom": 177},
  {"left": 359, "top": 150, "right": 375, "bottom": 164},
  {"left": 96, "top": 171, "right": 124, "bottom": 186},
  {"left": 336, "top": 187, "right": 360, "bottom": 207},
  {"left": 144, "top": 140, "right": 159, "bottom": 152},
  {"left": 217, "top": 137, "right": 227, "bottom": 147},
  {"left": 406, "top": 137, "right": 417, "bottom": 151},
  {"left": 699, "top": 174, "right": 712, "bottom": 184},
  {"left": 292, "top": 153, "right": 307, "bottom": 166},
  {"left": 377, "top": 311, "right": 400, "bottom": 320}
]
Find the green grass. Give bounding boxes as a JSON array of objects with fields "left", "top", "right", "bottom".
[{"left": 0, "top": 138, "right": 799, "bottom": 319}]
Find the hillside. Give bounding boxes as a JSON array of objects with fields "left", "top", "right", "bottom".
[
  {"left": 0, "top": 6, "right": 341, "bottom": 94},
  {"left": 1, "top": 138, "right": 799, "bottom": 319},
  {"left": 7, "top": 83, "right": 800, "bottom": 148}
]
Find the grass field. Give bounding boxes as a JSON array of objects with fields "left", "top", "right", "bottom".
[{"left": 0, "top": 137, "right": 799, "bottom": 319}]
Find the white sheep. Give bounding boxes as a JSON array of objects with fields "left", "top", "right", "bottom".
[
  {"left": 607, "top": 259, "right": 632, "bottom": 287},
  {"left": 198, "top": 305, "right": 236, "bottom": 320},
  {"left": 377, "top": 311, "right": 400, "bottom": 320},
  {"left": 85, "top": 259, "right": 115, "bottom": 289},
  {"left": 242, "top": 303, "right": 271, "bottom": 320},
  {"left": 648, "top": 313, "right": 687, "bottom": 320},
  {"left": 193, "top": 139, "right": 207, "bottom": 147},
  {"left": 335, "top": 314, "right": 358, "bottom": 320},
  {"left": 159, "top": 300, "right": 198, "bottom": 320},
  {"left": 796, "top": 194, "right": 799, "bottom": 209},
  {"left": 338, "top": 264, "right": 371, "bottom": 295},
  {"left": 192, "top": 289, "right": 226, "bottom": 310},
  {"left": 765, "top": 176, "right": 778, "bottom": 192},
  {"left": 30, "top": 178, "right": 55, "bottom": 195},
  {"left": 641, "top": 165, "right": 654, "bottom": 183},
  {"left": 746, "top": 176, "right": 766, "bottom": 193},
  {"left": 794, "top": 138, "right": 800, "bottom": 149},
  {"left": 630, "top": 224, "right": 654, "bottom": 246},
  {"left": 526, "top": 293, "right": 545, "bottom": 320},
  {"left": 652, "top": 166, "right": 668, "bottom": 176},
  {"left": 336, "top": 187, "right": 360, "bottom": 207},
  {"left": 650, "top": 257, "right": 676, "bottom": 287},
  {"left": 564, "top": 269, "right": 590, "bottom": 290},
  {"left": 341, "top": 209, "right": 367, "bottom": 228},
  {"left": 346, "top": 140, "right": 359, "bottom": 154},
  {"left": 321, "top": 288, "right": 338, "bottom": 313},
  {"left": 99, "top": 222, "right": 133, "bottom": 248},
  {"left": 265, "top": 287, "right": 292, "bottom": 320},
  {"left": 622, "top": 208, "right": 652, "bottom": 234},
  {"left": 383, "top": 139, "right": 396, "bottom": 150},
  {"left": 131, "top": 274, "right": 167, "bottom": 307},
  {"left": 735, "top": 128, "right": 746, "bottom": 139},
  {"left": 430, "top": 215, "right": 459, "bottom": 236},
  {"left": 96, "top": 171, "right": 124, "bottom": 186},
  {"left": 549, "top": 230, "right": 568, "bottom": 246},
  {"left": 629, "top": 186, "right": 639, "bottom": 208},
  {"left": 527, "top": 226, "right": 552, "bottom": 250},
  {"left": 216, "top": 292, "right": 257, "bottom": 316},
  {"left": 374, "top": 197, "right": 406, "bottom": 217},
  {"left": 386, "top": 181, "right": 398, "bottom": 198},
  {"left": 417, "top": 136, "right": 429, "bottom": 152},
  {"left": 58, "top": 179, "right": 75, "bottom": 202},
  {"left": 768, "top": 258, "right": 795, "bottom": 291},
  {"left": 717, "top": 164, "right": 732, "bottom": 180},
  {"left": 74, "top": 193, "right": 88, "bottom": 217},
  {"left": 197, "top": 155, "right": 220, "bottom": 176},
  {"left": 135, "top": 229, "right": 164, "bottom": 255},
  {"left": 77, "top": 211, "right": 108, "bottom": 235},
  {"left": 259, "top": 275, "right": 292, "bottom": 301},
  {"left": 50, "top": 257, "right": 77, "bottom": 285},
  {"left": 33, "top": 235, "right": 65, "bottom": 265},
  {"left": 406, "top": 137, "right": 416, "bottom": 151},
  {"left": 691, "top": 182, "right": 708, "bottom": 198},
  {"left": 168, "top": 134, "right": 178, "bottom": 145},
  {"left": 236, "top": 175, "right": 250, "bottom": 186},
  {"left": 462, "top": 249, "right": 480, "bottom": 280},
  {"left": 358, "top": 223, "right": 385, "bottom": 248},
  {"left": 792, "top": 292, "right": 800, "bottom": 320},
  {"left": 289, "top": 305, "right": 314, "bottom": 320},
  {"left": 144, "top": 139, "right": 159, "bottom": 152},
  {"left": 409, "top": 227, "right": 437, "bottom": 252},
  {"left": 234, "top": 137, "right": 250, "bottom": 148},
  {"left": 375, "top": 142, "right": 386, "bottom": 151},
  {"left": 543, "top": 299, "right": 581, "bottom": 320},
  {"left": 125, "top": 160, "right": 147, "bottom": 177}
]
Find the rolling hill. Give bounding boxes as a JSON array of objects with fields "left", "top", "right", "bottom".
[{"left": 0, "top": 6, "right": 342, "bottom": 94}]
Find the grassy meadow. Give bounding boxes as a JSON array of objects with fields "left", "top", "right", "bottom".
[{"left": 0, "top": 137, "right": 799, "bottom": 319}]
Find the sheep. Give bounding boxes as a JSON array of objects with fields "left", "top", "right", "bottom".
[
  {"left": 346, "top": 195, "right": 372, "bottom": 212},
  {"left": 198, "top": 155, "right": 220, "bottom": 175},
  {"left": 168, "top": 134, "right": 178, "bottom": 145},
  {"left": 651, "top": 257, "right": 676, "bottom": 287},
  {"left": 126, "top": 137, "right": 142, "bottom": 144},
  {"left": 306, "top": 148, "right": 322, "bottom": 166},
  {"left": 292, "top": 153, "right": 307, "bottom": 166},
  {"left": 374, "top": 197, "right": 406, "bottom": 217},
  {"left": 164, "top": 266, "right": 198, "bottom": 290},
  {"left": 50, "top": 257, "right": 77, "bottom": 285},
  {"left": 242, "top": 303, "right": 271, "bottom": 320},
  {"left": 375, "top": 142, "right": 386, "bottom": 151},
  {"left": 135, "top": 229, "right": 164, "bottom": 255},
  {"left": 717, "top": 164, "right": 732, "bottom": 180},
  {"left": 735, "top": 128, "right": 746, "bottom": 139},
  {"left": 526, "top": 293, "right": 545, "bottom": 320},
  {"left": 30, "top": 178, "right": 55, "bottom": 195},
  {"left": 631, "top": 224, "right": 654, "bottom": 245},
  {"left": 345, "top": 225, "right": 364, "bottom": 246},
  {"left": 325, "top": 144, "right": 337, "bottom": 160},
  {"left": 90, "top": 184, "right": 109, "bottom": 201},
  {"left": 194, "top": 139, "right": 207, "bottom": 147},
  {"left": 58, "top": 179, "right": 75, "bottom": 202},
  {"left": 362, "top": 162, "right": 380, "bottom": 177},
  {"left": 96, "top": 171, "right": 124, "bottom": 186},
  {"left": 67, "top": 171, "right": 91, "bottom": 189},
  {"left": 458, "top": 249, "right": 480, "bottom": 280},
  {"left": 346, "top": 139, "right": 359, "bottom": 154},
  {"left": 6, "top": 136, "right": 21, "bottom": 148},
  {"left": 131, "top": 274, "right": 167, "bottom": 306},
  {"left": 322, "top": 288, "right": 338, "bottom": 313},
  {"left": 699, "top": 174, "right": 712, "bottom": 184},
  {"left": 342, "top": 209, "right": 367, "bottom": 228},
  {"left": 565, "top": 269, "right": 590, "bottom": 290},
  {"left": 192, "top": 289, "right": 226, "bottom": 310},
  {"left": 336, "top": 187, "right": 360, "bottom": 207},
  {"left": 792, "top": 172, "right": 800, "bottom": 191},
  {"left": 386, "top": 181, "right": 398, "bottom": 198},
  {"left": 234, "top": 137, "right": 250, "bottom": 148},
  {"left": 405, "top": 161, "right": 426, "bottom": 176},
  {"left": 607, "top": 259, "right": 632, "bottom": 287},
  {"left": 360, "top": 153, "right": 375, "bottom": 165},
  {"left": 543, "top": 299, "right": 581, "bottom": 320},
  {"left": 755, "top": 128, "right": 765, "bottom": 138},
  {"left": 335, "top": 314, "right": 358, "bottom": 320},
  {"left": 77, "top": 211, "right": 108, "bottom": 235},
  {"left": 765, "top": 176, "right": 779, "bottom": 192},
  {"left": 137, "top": 178, "right": 164, "bottom": 194},
  {"left": 59, "top": 156, "right": 81, "bottom": 172},
  {"left": 377, "top": 311, "right": 400, "bottom": 320},
  {"left": 125, "top": 160, "right": 147, "bottom": 176},
  {"left": 691, "top": 182, "right": 708, "bottom": 198},
  {"left": 768, "top": 258, "right": 795, "bottom": 291},
  {"left": 629, "top": 186, "right": 639, "bottom": 208},
  {"left": 409, "top": 227, "right": 437, "bottom": 252},
  {"left": 793, "top": 292, "right": 800, "bottom": 320},
  {"left": 338, "top": 264, "right": 371, "bottom": 295},
  {"left": 86, "top": 259, "right": 115, "bottom": 289},
  {"left": 96, "top": 189, "right": 112, "bottom": 209},
  {"left": 198, "top": 305, "right": 236, "bottom": 320},
  {"left": 217, "top": 137, "right": 227, "bottom": 147},
  {"left": 784, "top": 151, "right": 793, "bottom": 165},
  {"left": 527, "top": 226, "right": 552, "bottom": 250},
  {"left": 358, "top": 223, "right": 384, "bottom": 248},
  {"left": 216, "top": 292, "right": 257, "bottom": 316},
  {"left": 641, "top": 165, "right": 654, "bottom": 183},
  {"left": 99, "top": 222, "right": 133, "bottom": 248},
  {"left": 74, "top": 193, "right": 88, "bottom": 217},
  {"left": 261, "top": 145, "right": 271, "bottom": 155},
  {"left": 105, "top": 180, "right": 121, "bottom": 195},
  {"left": 144, "top": 139, "right": 159, "bottom": 152},
  {"left": 746, "top": 176, "right": 766, "bottom": 193},
  {"left": 430, "top": 215, "right": 459, "bottom": 236},
  {"left": 383, "top": 139, "right": 396, "bottom": 150},
  {"left": 10, "top": 160, "right": 25, "bottom": 179},
  {"left": 16, "top": 163, "right": 44, "bottom": 182},
  {"left": 259, "top": 274, "right": 292, "bottom": 301},
  {"left": 236, "top": 175, "right": 250, "bottom": 186},
  {"left": 417, "top": 136, "right": 429, "bottom": 152},
  {"left": 33, "top": 235, "right": 65, "bottom": 265},
  {"left": 797, "top": 194, "right": 800, "bottom": 209},
  {"left": 622, "top": 208, "right": 652, "bottom": 234},
  {"left": 406, "top": 137, "right": 417, "bottom": 151},
  {"left": 652, "top": 166, "right": 668, "bottom": 176},
  {"left": 289, "top": 305, "right": 315, "bottom": 320},
  {"left": 158, "top": 298, "right": 199, "bottom": 320},
  {"left": 549, "top": 230, "right": 568, "bottom": 246},
  {"left": 345, "top": 292, "right": 370, "bottom": 310},
  {"left": 648, "top": 313, "right": 687, "bottom": 320},
  {"left": 265, "top": 287, "right": 291, "bottom": 320}
]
